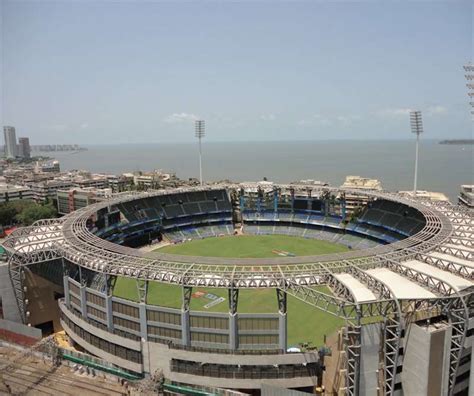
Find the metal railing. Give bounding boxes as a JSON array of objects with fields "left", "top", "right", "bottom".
[{"left": 170, "top": 359, "right": 320, "bottom": 380}]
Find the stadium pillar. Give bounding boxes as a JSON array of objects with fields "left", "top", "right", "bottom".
[
  {"left": 78, "top": 267, "right": 88, "bottom": 319},
  {"left": 63, "top": 275, "right": 70, "bottom": 308},
  {"left": 277, "top": 289, "right": 287, "bottom": 352},
  {"left": 104, "top": 207, "right": 110, "bottom": 229},
  {"left": 105, "top": 274, "right": 114, "bottom": 331},
  {"left": 240, "top": 194, "right": 245, "bottom": 212},
  {"left": 290, "top": 188, "right": 295, "bottom": 212},
  {"left": 139, "top": 303, "right": 148, "bottom": 341},
  {"left": 79, "top": 285, "right": 87, "bottom": 319},
  {"left": 137, "top": 280, "right": 148, "bottom": 341},
  {"left": 273, "top": 189, "right": 278, "bottom": 213},
  {"left": 307, "top": 188, "right": 312, "bottom": 211},
  {"left": 341, "top": 198, "right": 347, "bottom": 220},
  {"left": 181, "top": 286, "right": 192, "bottom": 346},
  {"left": 228, "top": 288, "right": 239, "bottom": 350},
  {"left": 61, "top": 258, "right": 71, "bottom": 307}
]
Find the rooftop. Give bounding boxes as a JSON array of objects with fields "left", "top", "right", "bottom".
[
  {"left": 341, "top": 175, "right": 383, "bottom": 191},
  {"left": 398, "top": 190, "right": 450, "bottom": 202}
]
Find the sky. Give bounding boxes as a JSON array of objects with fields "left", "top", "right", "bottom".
[{"left": 1, "top": 0, "right": 472, "bottom": 144}]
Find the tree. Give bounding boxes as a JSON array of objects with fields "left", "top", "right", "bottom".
[
  {"left": 0, "top": 204, "right": 17, "bottom": 226},
  {"left": 16, "top": 203, "right": 57, "bottom": 226},
  {"left": 0, "top": 200, "right": 34, "bottom": 226}
]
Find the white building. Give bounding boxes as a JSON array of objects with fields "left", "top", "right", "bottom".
[
  {"left": 57, "top": 187, "right": 112, "bottom": 215},
  {"left": 30, "top": 179, "right": 74, "bottom": 203},
  {"left": 399, "top": 190, "right": 450, "bottom": 202},
  {"left": 133, "top": 171, "right": 173, "bottom": 189},
  {"left": 341, "top": 175, "right": 383, "bottom": 191},
  {"left": 3, "top": 126, "right": 17, "bottom": 159},
  {"left": 341, "top": 175, "right": 383, "bottom": 213},
  {"left": 0, "top": 184, "right": 33, "bottom": 203},
  {"left": 36, "top": 160, "right": 60, "bottom": 173}
]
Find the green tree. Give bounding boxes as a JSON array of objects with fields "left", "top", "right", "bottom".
[
  {"left": 0, "top": 204, "right": 18, "bottom": 226},
  {"left": 10, "top": 200, "right": 35, "bottom": 213},
  {"left": 16, "top": 203, "right": 57, "bottom": 226}
]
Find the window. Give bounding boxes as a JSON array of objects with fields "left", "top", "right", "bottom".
[
  {"left": 147, "top": 310, "right": 181, "bottom": 325},
  {"left": 69, "top": 282, "right": 80, "bottom": 296},
  {"left": 147, "top": 325, "right": 181, "bottom": 340},
  {"left": 87, "top": 306, "right": 107, "bottom": 321},
  {"left": 61, "top": 314, "right": 142, "bottom": 364},
  {"left": 113, "top": 316, "right": 140, "bottom": 332},
  {"left": 87, "top": 292, "right": 105, "bottom": 307},
  {"left": 238, "top": 318, "right": 278, "bottom": 331},
  {"left": 112, "top": 301, "right": 139, "bottom": 318},
  {"left": 239, "top": 334, "right": 279, "bottom": 345},
  {"left": 70, "top": 294, "right": 81, "bottom": 309},
  {"left": 191, "top": 332, "right": 229, "bottom": 344},
  {"left": 190, "top": 315, "right": 228, "bottom": 330}
]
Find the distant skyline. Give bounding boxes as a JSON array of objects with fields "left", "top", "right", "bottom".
[{"left": 1, "top": 0, "right": 472, "bottom": 144}]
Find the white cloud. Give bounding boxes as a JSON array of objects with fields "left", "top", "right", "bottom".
[
  {"left": 80, "top": 122, "right": 89, "bottom": 129},
  {"left": 377, "top": 107, "right": 413, "bottom": 117},
  {"left": 163, "top": 113, "right": 199, "bottom": 124},
  {"left": 260, "top": 114, "right": 276, "bottom": 121},
  {"left": 298, "top": 114, "right": 332, "bottom": 127},
  {"left": 377, "top": 105, "right": 448, "bottom": 118},
  {"left": 426, "top": 105, "right": 448, "bottom": 116},
  {"left": 298, "top": 113, "right": 360, "bottom": 127}
]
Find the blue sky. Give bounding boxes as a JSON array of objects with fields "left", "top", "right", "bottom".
[{"left": 1, "top": 0, "right": 472, "bottom": 144}]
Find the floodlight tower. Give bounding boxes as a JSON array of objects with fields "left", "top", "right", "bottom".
[
  {"left": 463, "top": 63, "right": 474, "bottom": 114},
  {"left": 195, "top": 120, "right": 205, "bottom": 186},
  {"left": 410, "top": 111, "right": 423, "bottom": 194}
]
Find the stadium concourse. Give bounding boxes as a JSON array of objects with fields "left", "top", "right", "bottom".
[{"left": 1, "top": 183, "right": 473, "bottom": 396}]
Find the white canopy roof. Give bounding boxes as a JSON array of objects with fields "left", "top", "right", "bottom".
[{"left": 365, "top": 268, "right": 436, "bottom": 299}]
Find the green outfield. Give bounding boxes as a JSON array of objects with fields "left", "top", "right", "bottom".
[
  {"left": 113, "top": 234, "right": 348, "bottom": 346},
  {"left": 114, "top": 278, "right": 344, "bottom": 347},
  {"left": 155, "top": 234, "right": 350, "bottom": 258}
]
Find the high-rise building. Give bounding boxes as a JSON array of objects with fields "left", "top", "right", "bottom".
[
  {"left": 3, "top": 126, "right": 17, "bottom": 159},
  {"left": 18, "top": 137, "right": 31, "bottom": 159}
]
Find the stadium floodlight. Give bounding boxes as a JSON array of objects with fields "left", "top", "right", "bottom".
[
  {"left": 410, "top": 111, "right": 423, "bottom": 194},
  {"left": 195, "top": 120, "right": 205, "bottom": 186},
  {"left": 463, "top": 63, "right": 474, "bottom": 114}
]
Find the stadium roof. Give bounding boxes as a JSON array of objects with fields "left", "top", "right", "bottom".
[
  {"left": 333, "top": 273, "right": 376, "bottom": 303},
  {"left": 366, "top": 268, "right": 436, "bottom": 299},
  {"left": 2, "top": 184, "right": 472, "bottom": 297}
]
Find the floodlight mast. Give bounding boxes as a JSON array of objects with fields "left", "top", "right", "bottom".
[
  {"left": 410, "top": 111, "right": 423, "bottom": 194},
  {"left": 195, "top": 120, "right": 205, "bottom": 186},
  {"left": 463, "top": 63, "right": 474, "bottom": 114}
]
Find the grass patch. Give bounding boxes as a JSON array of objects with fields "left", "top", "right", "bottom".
[
  {"left": 287, "top": 288, "right": 344, "bottom": 347},
  {"left": 113, "top": 278, "right": 344, "bottom": 346},
  {"left": 113, "top": 234, "right": 347, "bottom": 347},
  {"left": 113, "top": 276, "right": 139, "bottom": 301},
  {"left": 155, "top": 234, "right": 349, "bottom": 258}
]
